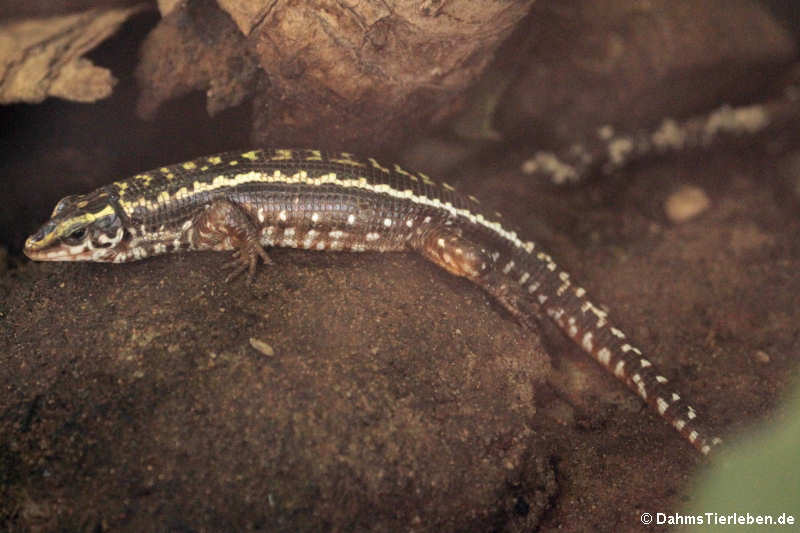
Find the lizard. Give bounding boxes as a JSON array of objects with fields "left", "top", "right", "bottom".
[{"left": 23, "top": 148, "right": 723, "bottom": 456}]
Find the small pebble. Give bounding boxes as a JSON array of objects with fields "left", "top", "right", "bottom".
[
  {"left": 664, "top": 185, "right": 711, "bottom": 223},
  {"left": 753, "top": 350, "right": 771, "bottom": 364},
  {"left": 249, "top": 338, "right": 275, "bottom": 357}
]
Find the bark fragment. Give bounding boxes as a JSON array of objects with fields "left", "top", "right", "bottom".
[{"left": 0, "top": 5, "right": 147, "bottom": 104}]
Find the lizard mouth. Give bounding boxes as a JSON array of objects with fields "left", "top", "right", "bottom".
[{"left": 24, "top": 241, "right": 106, "bottom": 261}]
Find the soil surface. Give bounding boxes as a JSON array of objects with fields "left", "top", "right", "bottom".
[{"left": 2, "top": 15, "right": 800, "bottom": 533}]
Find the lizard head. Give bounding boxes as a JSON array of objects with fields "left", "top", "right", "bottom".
[{"left": 24, "top": 190, "right": 126, "bottom": 262}]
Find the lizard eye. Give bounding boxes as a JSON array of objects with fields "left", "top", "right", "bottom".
[{"left": 64, "top": 227, "right": 88, "bottom": 244}]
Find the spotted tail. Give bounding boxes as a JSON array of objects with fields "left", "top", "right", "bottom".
[{"left": 485, "top": 247, "right": 723, "bottom": 456}]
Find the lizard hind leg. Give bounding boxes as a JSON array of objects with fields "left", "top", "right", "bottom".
[
  {"left": 412, "top": 225, "right": 538, "bottom": 329},
  {"left": 190, "top": 198, "right": 272, "bottom": 282}
]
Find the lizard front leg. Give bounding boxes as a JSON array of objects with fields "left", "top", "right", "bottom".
[{"left": 190, "top": 198, "right": 272, "bottom": 282}]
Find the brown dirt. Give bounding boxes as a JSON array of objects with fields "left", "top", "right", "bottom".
[{"left": 2, "top": 249, "right": 555, "bottom": 531}]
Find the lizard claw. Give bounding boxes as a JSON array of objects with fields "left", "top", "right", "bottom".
[{"left": 223, "top": 243, "right": 272, "bottom": 283}]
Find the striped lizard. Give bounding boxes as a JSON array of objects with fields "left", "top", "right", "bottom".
[{"left": 24, "top": 148, "right": 723, "bottom": 455}]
